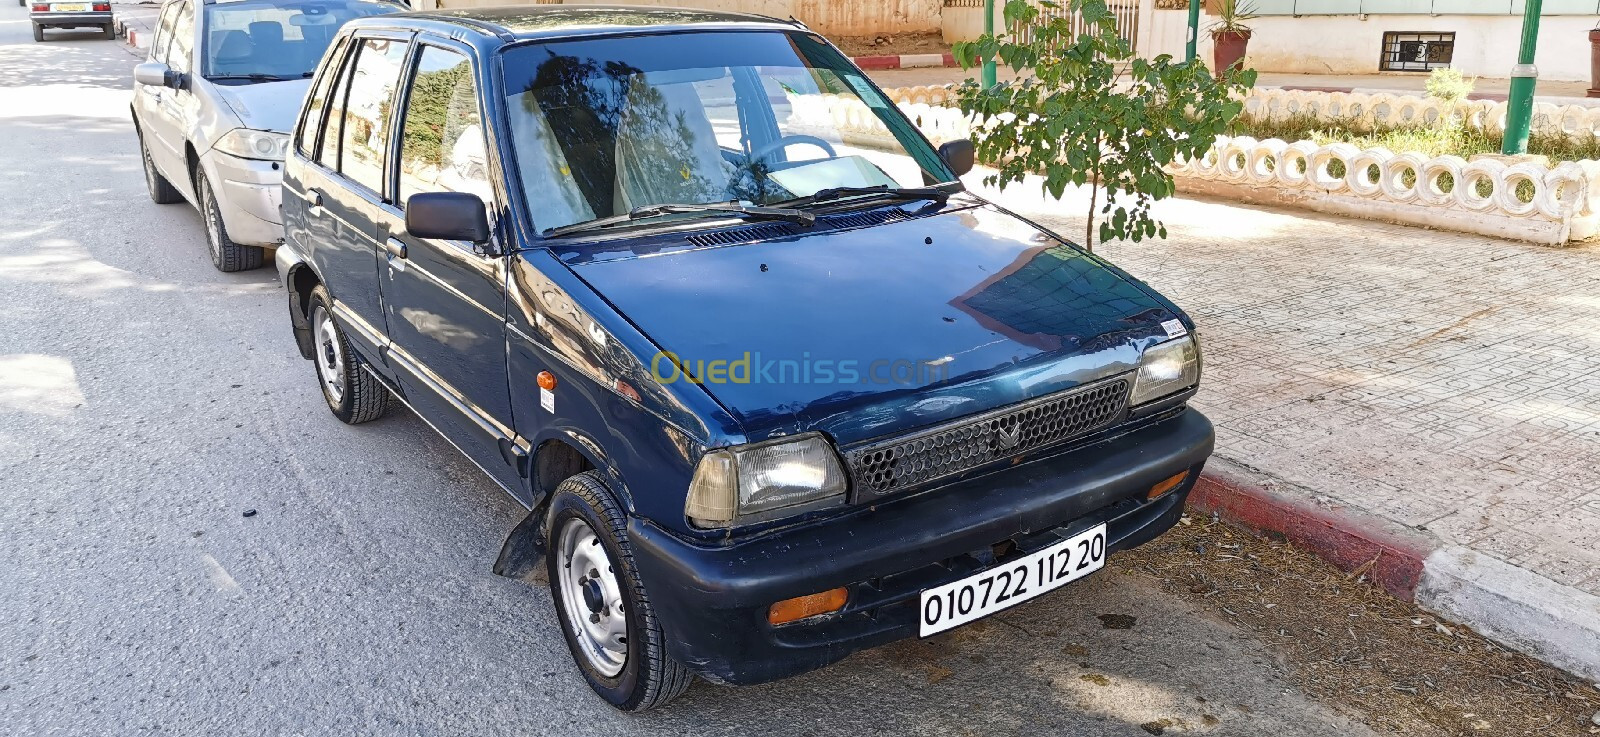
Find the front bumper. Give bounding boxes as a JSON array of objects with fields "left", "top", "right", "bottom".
[
  {"left": 202, "top": 149, "right": 284, "bottom": 247},
  {"left": 627, "top": 407, "right": 1215, "bottom": 685},
  {"left": 31, "top": 11, "right": 111, "bottom": 26}
]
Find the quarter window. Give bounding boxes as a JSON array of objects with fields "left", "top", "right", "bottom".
[
  {"left": 337, "top": 38, "right": 410, "bottom": 195},
  {"left": 316, "top": 43, "right": 354, "bottom": 170},
  {"left": 396, "top": 46, "right": 492, "bottom": 206}
]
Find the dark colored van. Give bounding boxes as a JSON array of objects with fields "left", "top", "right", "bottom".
[{"left": 277, "top": 5, "right": 1213, "bottom": 711}]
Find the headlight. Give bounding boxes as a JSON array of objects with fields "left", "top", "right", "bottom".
[
  {"left": 213, "top": 129, "right": 290, "bottom": 161},
  {"left": 1130, "top": 335, "right": 1200, "bottom": 405},
  {"left": 684, "top": 433, "right": 847, "bottom": 527}
]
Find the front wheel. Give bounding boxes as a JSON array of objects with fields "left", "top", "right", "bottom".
[
  {"left": 547, "top": 472, "right": 692, "bottom": 711},
  {"left": 196, "top": 170, "right": 264, "bottom": 272},
  {"left": 307, "top": 285, "right": 390, "bottom": 424}
]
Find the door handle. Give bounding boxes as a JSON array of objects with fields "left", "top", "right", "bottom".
[
  {"left": 385, "top": 238, "right": 407, "bottom": 260},
  {"left": 306, "top": 189, "right": 324, "bottom": 216}
]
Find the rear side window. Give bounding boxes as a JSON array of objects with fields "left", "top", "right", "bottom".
[
  {"left": 336, "top": 38, "right": 410, "bottom": 194},
  {"left": 396, "top": 46, "right": 492, "bottom": 206},
  {"left": 167, "top": 2, "right": 196, "bottom": 76},
  {"left": 297, "top": 37, "right": 348, "bottom": 158}
]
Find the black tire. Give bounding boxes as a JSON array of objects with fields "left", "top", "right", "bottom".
[
  {"left": 139, "top": 133, "right": 183, "bottom": 205},
  {"left": 195, "top": 170, "right": 265, "bottom": 272},
  {"left": 546, "top": 472, "right": 692, "bottom": 712},
  {"left": 33, "top": 24, "right": 44, "bottom": 42},
  {"left": 102, "top": 23, "right": 115, "bottom": 40},
  {"left": 306, "top": 285, "right": 389, "bottom": 424}
]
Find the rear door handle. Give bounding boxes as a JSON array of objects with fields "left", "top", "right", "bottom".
[{"left": 385, "top": 238, "right": 407, "bottom": 260}]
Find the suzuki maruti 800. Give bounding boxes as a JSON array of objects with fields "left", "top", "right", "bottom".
[{"left": 277, "top": 5, "right": 1214, "bottom": 711}]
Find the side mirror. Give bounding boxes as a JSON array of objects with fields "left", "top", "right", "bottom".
[
  {"left": 939, "top": 139, "right": 976, "bottom": 177},
  {"left": 405, "top": 192, "right": 490, "bottom": 243},
  {"left": 133, "top": 62, "right": 181, "bottom": 89}
]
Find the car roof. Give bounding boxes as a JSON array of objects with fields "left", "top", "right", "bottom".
[{"left": 353, "top": 4, "right": 802, "bottom": 43}]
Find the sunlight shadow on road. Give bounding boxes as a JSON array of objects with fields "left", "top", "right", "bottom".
[{"left": 0, "top": 353, "right": 84, "bottom": 417}]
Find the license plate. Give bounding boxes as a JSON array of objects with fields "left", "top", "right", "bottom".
[
  {"left": 918, "top": 523, "right": 1106, "bottom": 636},
  {"left": 54, "top": 3, "right": 88, "bottom": 10}
]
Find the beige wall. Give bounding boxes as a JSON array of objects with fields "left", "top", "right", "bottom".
[{"left": 423, "top": 0, "right": 943, "bottom": 36}]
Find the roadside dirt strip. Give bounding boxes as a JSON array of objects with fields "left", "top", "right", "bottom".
[
  {"left": 1190, "top": 459, "right": 1600, "bottom": 684},
  {"left": 1123, "top": 514, "right": 1600, "bottom": 736}
]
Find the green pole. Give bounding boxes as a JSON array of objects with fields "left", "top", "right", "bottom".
[
  {"left": 1502, "top": 0, "right": 1543, "bottom": 155},
  {"left": 982, "top": 0, "right": 997, "bottom": 88},
  {"left": 1185, "top": 0, "right": 1201, "bottom": 63}
]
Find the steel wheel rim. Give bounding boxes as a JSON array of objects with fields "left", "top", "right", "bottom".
[
  {"left": 201, "top": 183, "right": 221, "bottom": 260},
  {"left": 141, "top": 144, "right": 157, "bottom": 194},
  {"left": 312, "top": 306, "right": 345, "bottom": 404},
  {"left": 556, "top": 517, "right": 628, "bottom": 677}
]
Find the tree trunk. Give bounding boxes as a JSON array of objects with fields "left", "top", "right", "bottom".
[{"left": 1085, "top": 168, "right": 1101, "bottom": 252}]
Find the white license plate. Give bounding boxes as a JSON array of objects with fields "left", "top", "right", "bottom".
[
  {"left": 54, "top": 3, "right": 88, "bottom": 10},
  {"left": 918, "top": 523, "right": 1106, "bottom": 636}
]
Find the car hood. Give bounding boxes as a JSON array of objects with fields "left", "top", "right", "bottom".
[
  {"left": 212, "top": 79, "right": 313, "bottom": 133},
  {"left": 567, "top": 203, "right": 1183, "bottom": 446}
]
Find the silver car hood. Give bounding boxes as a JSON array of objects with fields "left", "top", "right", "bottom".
[{"left": 213, "top": 79, "right": 314, "bottom": 134}]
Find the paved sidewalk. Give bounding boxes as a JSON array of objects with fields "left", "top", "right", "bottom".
[{"left": 970, "top": 172, "right": 1600, "bottom": 674}]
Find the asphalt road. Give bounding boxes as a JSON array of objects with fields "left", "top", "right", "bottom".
[{"left": 0, "top": 11, "right": 1379, "bottom": 736}]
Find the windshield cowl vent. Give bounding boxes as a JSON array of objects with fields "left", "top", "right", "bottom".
[{"left": 684, "top": 207, "right": 919, "bottom": 248}]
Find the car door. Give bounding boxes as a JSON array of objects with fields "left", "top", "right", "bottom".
[
  {"left": 294, "top": 32, "right": 412, "bottom": 368},
  {"left": 135, "top": 1, "right": 184, "bottom": 186},
  {"left": 376, "top": 40, "right": 521, "bottom": 491},
  {"left": 146, "top": 0, "right": 199, "bottom": 202}
]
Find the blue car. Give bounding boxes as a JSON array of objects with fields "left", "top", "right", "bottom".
[{"left": 277, "top": 5, "right": 1213, "bottom": 711}]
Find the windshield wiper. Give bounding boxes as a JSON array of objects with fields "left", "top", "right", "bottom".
[
  {"left": 206, "top": 73, "right": 308, "bottom": 83},
  {"left": 544, "top": 201, "right": 815, "bottom": 238},
  {"left": 775, "top": 185, "right": 950, "bottom": 209}
]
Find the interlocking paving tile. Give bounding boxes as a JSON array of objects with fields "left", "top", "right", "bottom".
[{"left": 981, "top": 182, "right": 1600, "bottom": 598}]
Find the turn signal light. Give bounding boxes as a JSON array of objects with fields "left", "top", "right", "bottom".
[
  {"left": 1148, "top": 471, "right": 1188, "bottom": 500},
  {"left": 536, "top": 371, "right": 557, "bottom": 390},
  {"left": 768, "top": 587, "right": 848, "bottom": 625}
]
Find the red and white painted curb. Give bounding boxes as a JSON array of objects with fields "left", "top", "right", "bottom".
[
  {"left": 1191, "top": 458, "right": 1600, "bottom": 681},
  {"left": 850, "top": 52, "right": 959, "bottom": 71},
  {"left": 125, "top": 26, "right": 149, "bottom": 49}
]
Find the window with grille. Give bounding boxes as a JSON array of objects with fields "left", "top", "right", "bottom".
[{"left": 1379, "top": 32, "right": 1455, "bottom": 72}]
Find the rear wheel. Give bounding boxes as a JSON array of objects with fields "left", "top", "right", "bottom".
[
  {"left": 308, "top": 285, "right": 389, "bottom": 424},
  {"left": 33, "top": 24, "right": 44, "bottom": 42},
  {"left": 139, "top": 134, "right": 183, "bottom": 205},
  {"left": 101, "top": 23, "right": 114, "bottom": 40},
  {"left": 196, "top": 170, "right": 264, "bottom": 272},
  {"left": 547, "top": 472, "right": 692, "bottom": 712}
]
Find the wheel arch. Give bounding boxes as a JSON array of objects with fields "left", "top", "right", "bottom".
[
  {"left": 283, "top": 257, "right": 321, "bottom": 360},
  {"left": 492, "top": 435, "right": 606, "bottom": 582}
]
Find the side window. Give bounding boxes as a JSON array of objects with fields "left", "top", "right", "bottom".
[
  {"left": 166, "top": 3, "right": 196, "bottom": 76},
  {"left": 297, "top": 37, "right": 348, "bottom": 158},
  {"left": 396, "top": 46, "right": 491, "bottom": 206},
  {"left": 150, "top": 2, "right": 179, "bottom": 65},
  {"left": 337, "top": 38, "right": 411, "bottom": 195},
  {"left": 316, "top": 44, "right": 355, "bottom": 170}
]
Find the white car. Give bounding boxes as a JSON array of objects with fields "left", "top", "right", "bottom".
[{"left": 131, "top": 0, "right": 399, "bottom": 271}]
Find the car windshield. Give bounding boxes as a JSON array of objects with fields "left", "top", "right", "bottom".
[
  {"left": 498, "top": 31, "right": 955, "bottom": 234},
  {"left": 202, "top": 0, "right": 397, "bottom": 81}
]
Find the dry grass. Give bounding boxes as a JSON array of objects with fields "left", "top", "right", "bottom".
[
  {"left": 1122, "top": 516, "right": 1600, "bottom": 737},
  {"left": 1230, "top": 113, "right": 1600, "bottom": 163}
]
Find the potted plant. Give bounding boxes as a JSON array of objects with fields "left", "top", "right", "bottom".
[{"left": 1209, "top": 0, "right": 1255, "bottom": 75}]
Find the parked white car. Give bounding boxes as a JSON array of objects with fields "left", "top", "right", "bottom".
[{"left": 131, "top": 0, "right": 399, "bottom": 271}]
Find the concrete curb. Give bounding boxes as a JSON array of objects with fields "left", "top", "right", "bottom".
[
  {"left": 850, "top": 52, "right": 958, "bottom": 71},
  {"left": 1189, "top": 457, "right": 1600, "bottom": 681}
]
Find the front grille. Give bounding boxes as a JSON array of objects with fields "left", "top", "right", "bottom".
[{"left": 844, "top": 375, "right": 1131, "bottom": 502}]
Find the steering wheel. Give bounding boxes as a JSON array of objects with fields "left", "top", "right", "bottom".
[{"left": 748, "top": 134, "right": 838, "bottom": 166}]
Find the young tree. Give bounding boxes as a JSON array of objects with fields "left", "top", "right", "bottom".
[{"left": 952, "top": 0, "right": 1256, "bottom": 250}]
